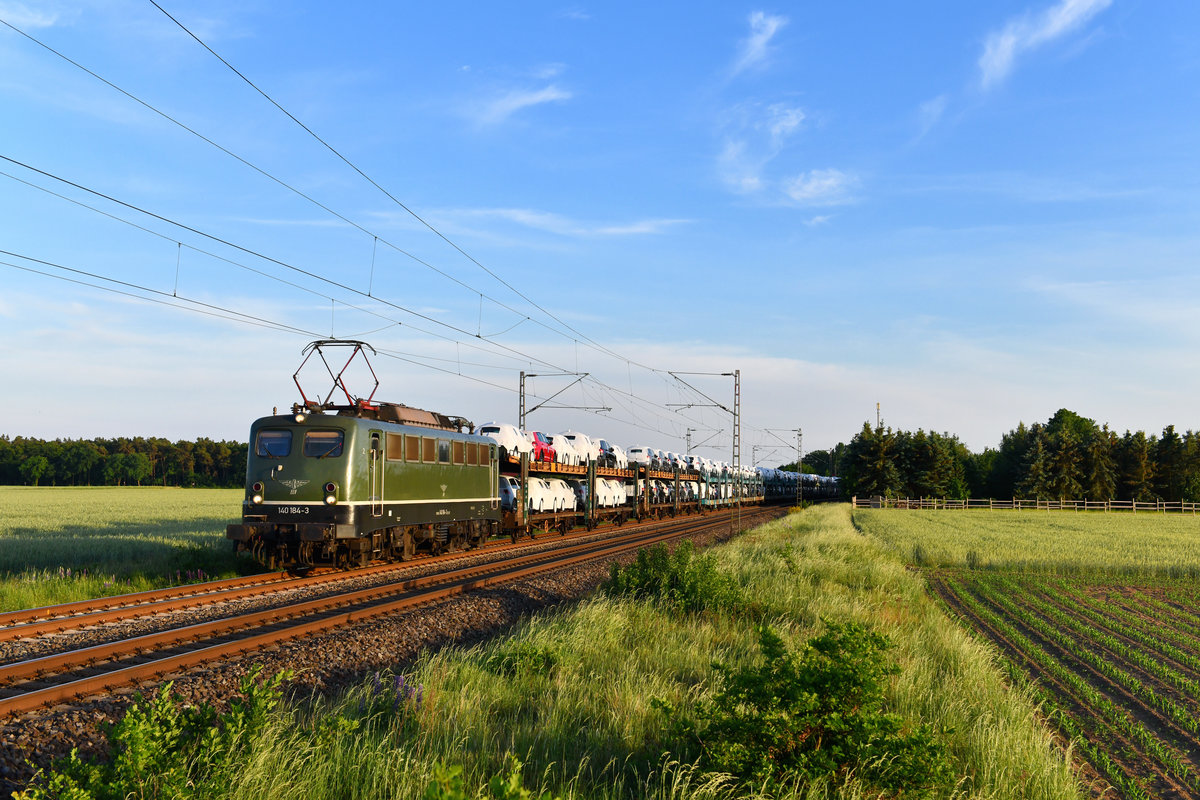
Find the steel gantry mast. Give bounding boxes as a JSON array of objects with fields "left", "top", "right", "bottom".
[{"left": 667, "top": 369, "right": 741, "bottom": 533}]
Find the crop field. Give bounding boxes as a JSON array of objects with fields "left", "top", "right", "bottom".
[
  {"left": 855, "top": 509, "right": 1200, "bottom": 799},
  {"left": 0, "top": 486, "right": 246, "bottom": 610}
]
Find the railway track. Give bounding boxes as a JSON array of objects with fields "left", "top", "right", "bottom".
[
  {"left": 0, "top": 508, "right": 719, "bottom": 645},
  {"left": 0, "top": 507, "right": 781, "bottom": 718}
]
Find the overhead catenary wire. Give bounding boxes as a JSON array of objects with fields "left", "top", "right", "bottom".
[
  {"left": 144, "top": 1, "right": 666, "bottom": 376},
  {"left": 1, "top": 154, "right": 712, "bottom": 440},
  {"left": 0, "top": 249, "right": 694, "bottom": 440},
  {"left": 0, "top": 14, "right": 734, "bottom": 446},
  {"left": 0, "top": 14, "right": 645, "bottom": 383}
]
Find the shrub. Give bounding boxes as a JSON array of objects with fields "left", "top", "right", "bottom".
[
  {"left": 660, "top": 622, "right": 953, "bottom": 796},
  {"left": 423, "top": 756, "right": 560, "bottom": 800},
  {"left": 16, "top": 667, "right": 291, "bottom": 800},
  {"left": 602, "top": 541, "right": 743, "bottom": 614}
]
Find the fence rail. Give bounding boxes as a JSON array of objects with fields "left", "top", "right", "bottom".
[{"left": 851, "top": 496, "right": 1200, "bottom": 514}]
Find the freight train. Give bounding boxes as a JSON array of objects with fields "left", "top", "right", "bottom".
[{"left": 226, "top": 341, "right": 839, "bottom": 570}]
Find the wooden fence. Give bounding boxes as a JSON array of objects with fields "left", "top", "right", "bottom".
[{"left": 850, "top": 496, "right": 1200, "bottom": 514}]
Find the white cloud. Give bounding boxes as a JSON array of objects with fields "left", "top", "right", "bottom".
[
  {"left": 474, "top": 85, "right": 572, "bottom": 125},
  {"left": 448, "top": 207, "right": 689, "bottom": 237},
  {"left": 917, "top": 94, "right": 948, "bottom": 137},
  {"left": 784, "top": 169, "right": 856, "bottom": 206},
  {"left": 716, "top": 102, "right": 806, "bottom": 195},
  {"left": 979, "top": 0, "right": 1112, "bottom": 89},
  {"left": 0, "top": 2, "right": 59, "bottom": 28},
  {"left": 717, "top": 140, "right": 764, "bottom": 194},
  {"left": 1029, "top": 278, "right": 1200, "bottom": 343},
  {"left": 731, "top": 11, "right": 787, "bottom": 76}
]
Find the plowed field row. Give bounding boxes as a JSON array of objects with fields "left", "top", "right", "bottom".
[{"left": 932, "top": 571, "right": 1200, "bottom": 800}]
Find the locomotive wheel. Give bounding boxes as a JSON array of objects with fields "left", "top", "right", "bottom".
[{"left": 399, "top": 531, "right": 415, "bottom": 561}]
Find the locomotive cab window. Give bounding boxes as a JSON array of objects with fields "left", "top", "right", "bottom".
[
  {"left": 255, "top": 429, "right": 292, "bottom": 458},
  {"left": 437, "top": 440, "right": 451, "bottom": 463},
  {"left": 303, "top": 430, "right": 344, "bottom": 458}
]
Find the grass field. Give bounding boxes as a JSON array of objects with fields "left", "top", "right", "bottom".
[
  {"left": 854, "top": 508, "right": 1200, "bottom": 799},
  {"left": 854, "top": 507, "right": 1200, "bottom": 578},
  {"left": 0, "top": 486, "right": 248, "bottom": 610},
  {"left": 79, "top": 504, "right": 1077, "bottom": 800}
]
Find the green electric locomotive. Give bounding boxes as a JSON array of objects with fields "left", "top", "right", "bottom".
[{"left": 226, "top": 341, "right": 501, "bottom": 569}]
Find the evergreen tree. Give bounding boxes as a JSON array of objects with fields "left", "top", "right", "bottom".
[
  {"left": 1017, "top": 430, "right": 1050, "bottom": 498},
  {"left": 1044, "top": 428, "right": 1083, "bottom": 500},
  {"left": 1155, "top": 425, "right": 1186, "bottom": 501},
  {"left": 844, "top": 422, "right": 902, "bottom": 498},
  {"left": 1083, "top": 425, "right": 1117, "bottom": 500},
  {"left": 1117, "top": 431, "right": 1156, "bottom": 502}
]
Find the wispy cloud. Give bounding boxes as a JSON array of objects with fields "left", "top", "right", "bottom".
[
  {"left": 717, "top": 102, "right": 805, "bottom": 194},
  {"left": 1029, "top": 278, "right": 1200, "bottom": 342},
  {"left": 556, "top": 7, "right": 591, "bottom": 22},
  {"left": 784, "top": 169, "right": 856, "bottom": 206},
  {"left": 474, "top": 85, "right": 572, "bottom": 125},
  {"left": 731, "top": 11, "right": 787, "bottom": 76},
  {"left": 0, "top": 2, "right": 60, "bottom": 28},
  {"left": 916, "top": 94, "right": 948, "bottom": 137},
  {"left": 446, "top": 207, "right": 689, "bottom": 237},
  {"left": 979, "top": 0, "right": 1112, "bottom": 89},
  {"left": 235, "top": 217, "right": 351, "bottom": 229}
]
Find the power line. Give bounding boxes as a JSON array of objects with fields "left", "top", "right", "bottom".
[
  {"left": 0, "top": 13, "right": 722, "bottom": 442},
  {"left": 145, "top": 0, "right": 664, "bottom": 375},
  {"left": 0, "top": 16, "right": 592, "bottom": 357},
  {"left": 1, "top": 248, "right": 693, "bottom": 440}
]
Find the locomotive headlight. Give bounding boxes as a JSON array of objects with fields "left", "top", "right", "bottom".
[
  {"left": 324, "top": 482, "right": 337, "bottom": 493},
  {"left": 325, "top": 494, "right": 337, "bottom": 505},
  {"left": 252, "top": 482, "right": 264, "bottom": 493},
  {"left": 294, "top": 412, "right": 306, "bottom": 423},
  {"left": 252, "top": 494, "right": 264, "bottom": 504}
]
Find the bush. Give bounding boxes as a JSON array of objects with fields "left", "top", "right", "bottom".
[
  {"left": 423, "top": 756, "right": 560, "bottom": 800},
  {"left": 660, "top": 622, "right": 953, "bottom": 796},
  {"left": 16, "top": 667, "right": 291, "bottom": 800},
  {"left": 602, "top": 541, "right": 743, "bottom": 614}
]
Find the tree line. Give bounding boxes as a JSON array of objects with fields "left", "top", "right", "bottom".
[
  {"left": 837, "top": 408, "right": 1200, "bottom": 502},
  {"left": 0, "top": 435, "right": 248, "bottom": 488}
]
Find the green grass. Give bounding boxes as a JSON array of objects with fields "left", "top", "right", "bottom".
[
  {"left": 0, "top": 486, "right": 249, "bottom": 610},
  {"left": 853, "top": 507, "right": 1200, "bottom": 577},
  {"left": 205, "top": 505, "right": 1082, "bottom": 800}
]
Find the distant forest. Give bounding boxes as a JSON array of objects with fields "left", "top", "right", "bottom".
[
  {"left": 5, "top": 407, "right": 1198, "bottom": 501},
  {"left": 0, "top": 436, "right": 248, "bottom": 488},
  {"left": 826, "top": 408, "right": 1200, "bottom": 502}
]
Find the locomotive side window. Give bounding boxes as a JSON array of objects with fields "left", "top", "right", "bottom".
[
  {"left": 303, "top": 430, "right": 344, "bottom": 458},
  {"left": 466, "top": 442, "right": 478, "bottom": 466},
  {"left": 422, "top": 437, "right": 436, "bottom": 463},
  {"left": 256, "top": 429, "right": 292, "bottom": 457},
  {"left": 406, "top": 435, "right": 421, "bottom": 462},
  {"left": 386, "top": 433, "right": 405, "bottom": 461},
  {"left": 438, "top": 440, "right": 451, "bottom": 463},
  {"left": 452, "top": 441, "right": 465, "bottom": 465}
]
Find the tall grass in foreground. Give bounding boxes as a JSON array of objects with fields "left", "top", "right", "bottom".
[
  {"left": 0, "top": 486, "right": 247, "bottom": 610},
  {"left": 206, "top": 504, "right": 1081, "bottom": 800},
  {"left": 853, "top": 507, "right": 1200, "bottom": 577}
]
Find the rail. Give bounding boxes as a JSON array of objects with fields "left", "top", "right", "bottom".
[{"left": 851, "top": 496, "right": 1200, "bottom": 514}]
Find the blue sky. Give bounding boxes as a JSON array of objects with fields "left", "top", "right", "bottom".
[{"left": 2, "top": 0, "right": 1198, "bottom": 463}]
